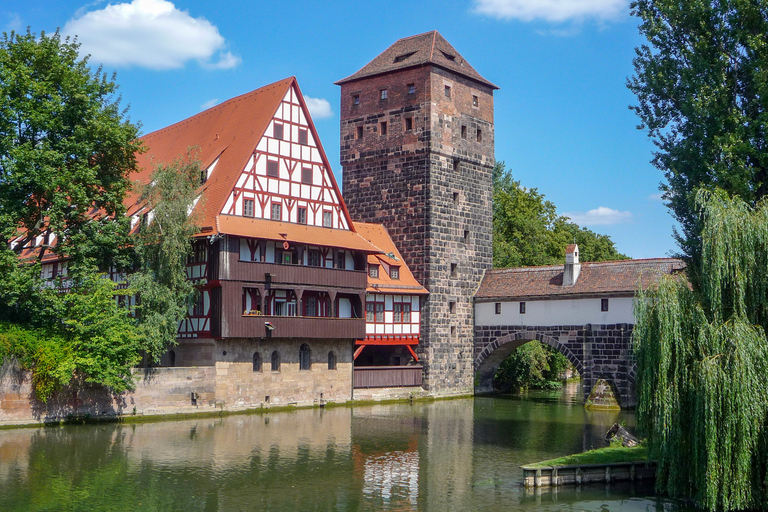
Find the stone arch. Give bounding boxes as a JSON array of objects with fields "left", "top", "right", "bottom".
[{"left": 473, "top": 331, "right": 582, "bottom": 394}]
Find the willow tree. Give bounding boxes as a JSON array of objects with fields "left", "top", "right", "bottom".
[{"left": 634, "top": 190, "right": 768, "bottom": 511}]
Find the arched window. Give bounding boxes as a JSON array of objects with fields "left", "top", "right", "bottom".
[
  {"left": 271, "top": 351, "right": 280, "bottom": 372},
  {"left": 328, "top": 351, "right": 336, "bottom": 370},
  {"left": 252, "top": 352, "right": 261, "bottom": 372},
  {"left": 299, "top": 343, "right": 311, "bottom": 370},
  {"left": 169, "top": 350, "right": 176, "bottom": 367}
]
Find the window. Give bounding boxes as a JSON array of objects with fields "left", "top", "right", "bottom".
[
  {"left": 601, "top": 298, "right": 609, "bottom": 312},
  {"left": 390, "top": 266, "right": 400, "bottom": 279},
  {"left": 461, "top": 125, "right": 467, "bottom": 139},
  {"left": 193, "top": 293, "right": 205, "bottom": 317},
  {"left": 451, "top": 326, "right": 456, "bottom": 337},
  {"left": 473, "top": 95, "right": 478, "bottom": 107},
  {"left": 495, "top": 303, "right": 501, "bottom": 315},
  {"left": 271, "top": 351, "right": 280, "bottom": 372},
  {"left": 356, "top": 126, "right": 363, "bottom": 139},
  {"left": 394, "top": 302, "right": 411, "bottom": 323},
  {"left": 449, "top": 301, "right": 456, "bottom": 314},
  {"left": 274, "top": 123, "right": 284, "bottom": 140},
  {"left": 520, "top": 302, "right": 526, "bottom": 314},
  {"left": 375, "top": 302, "right": 384, "bottom": 322},
  {"left": 267, "top": 160, "right": 279, "bottom": 177},
  {"left": 323, "top": 210, "right": 333, "bottom": 228},
  {"left": 281, "top": 251, "right": 293, "bottom": 265},
  {"left": 305, "top": 296, "right": 317, "bottom": 316},
  {"left": 253, "top": 352, "right": 261, "bottom": 372},
  {"left": 453, "top": 191, "right": 460, "bottom": 205},
  {"left": 380, "top": 121, "right": 387, "bottom": 136},
  {"left": 369, "top": 265, "right": 379, "bottom": 278},
  {"left": 450, "top": 263, "right": 457, "bottom": 277},
  {"left": 453, "top": 158, "right": 460, "bottom": 173},
  {"left": 353, "top": 94, "right": 360, "bottom": 105},
  {"left": 408, "top": 83, "right": 416, "bottom": 94},
  {"left": 336, "top": 251, "right": 346, "bottom": 269},
  {"left": 477, "top": 129, "right": 483, "bottom": 142},
  {"left": 296, "top": 207, "right": 306, "bottom": 225},
  {"left": 380, "top": 89, "right": 388, "bottom": 100},
  {"left": 271, "top": 202, "right": 281, "bottom": 221},
  {"left": 308, "top": 250, "right": 321, "bottom": 267},
  {"left": 300, "top": 344, "right": 311, "bottom": 370},
  {"left": 464, "top": 230, "right": 470, "bottom": 244},
  {"left": 328, "top": 351, "right": 336, "bottom": 370},
  {"left": 405, "top": 117, "right": 413, "bottom": 131},
  {"left": 298, "top": 128, "right": 308, "bottom": 145},
  {"left": 366, "top": 299, "right": 384, "bottom": 323},
  {"left": 302, "top": 166, "right": 312, "bottom": 184},
  {"left": 243, "top": 199, "right": 254, "bottom": 217},
  {"left": 445, "top": 85, "right": 451, "bottom": 98}
]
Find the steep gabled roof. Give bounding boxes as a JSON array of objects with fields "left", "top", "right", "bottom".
[
  {"left": 475, "top": 258, "right": 686, "bottom": 301},
  {"left": 335, "top": 31, "right": 498, "bottom": 89},
  {"left": 353, "top": 222, "right": 428, "bottom": 294}
]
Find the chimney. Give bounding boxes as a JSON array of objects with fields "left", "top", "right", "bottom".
[{"left": 563, "top": 244, "right": 580, "bottom": 286}]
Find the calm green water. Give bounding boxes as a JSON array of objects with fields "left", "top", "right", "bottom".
[{"left": 0, "top": 383, "right": 693, "bottom": 511}]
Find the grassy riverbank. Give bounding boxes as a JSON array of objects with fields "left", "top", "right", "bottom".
[{"left": 525, "top": 444, "right": 648, "bottom": 468}]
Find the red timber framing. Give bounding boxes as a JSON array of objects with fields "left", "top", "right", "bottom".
[
  {"left": 179, "top": 239, "right": 213, "bottom": 339},
  {"left": 221, "top": 82, "right": 350, "bottom": 231}
]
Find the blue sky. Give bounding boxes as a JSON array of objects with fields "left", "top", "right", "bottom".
[{"left": 5, "top": 0, "right": 678, "bottom": 259}]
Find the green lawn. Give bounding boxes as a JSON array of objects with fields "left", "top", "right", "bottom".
[{"left": 524, "top": 445, "right": 649, "bottom": 468}]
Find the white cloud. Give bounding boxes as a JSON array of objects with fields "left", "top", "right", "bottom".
[
  {"left": 563, "top": 206, "right": 633, "bottom": 226},
  {"left": 648, "top": 193, "right": 664, "bottom": 202},
  {"left": 62, "top": 0, "right": 240, "bottom": 70},
  {"left": 5, "top": 12, "right": 23, "bottom": 33},
  {"left": 304, "top": 97, "right": 333, "bottom": 119},
  {"left": 200, "top": 98, "right": 219, "bottom": 111},
  {"left": 472, "top": 0, "right": 628, "bottom": 23}
]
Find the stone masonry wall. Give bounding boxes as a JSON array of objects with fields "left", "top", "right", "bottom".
[
  {"left": 473, "top": 323, "right": 637, "bottom": 408},
  {"left": 340, "top": 65, "right": 495, "bottom": 396}
]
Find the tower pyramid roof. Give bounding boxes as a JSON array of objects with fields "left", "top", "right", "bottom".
[{"left": 335, "top": 31, "right": 498, "bottom": 89}]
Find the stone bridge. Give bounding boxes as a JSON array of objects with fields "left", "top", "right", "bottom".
[{"left": 473, "top": 323, "right": 636, "bottom": 408}]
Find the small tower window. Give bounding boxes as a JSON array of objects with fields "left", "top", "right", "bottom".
[
  {"left": 453, "top": 158, "right": 461, "bottom": 173},
  {"left": 356, "top": 126, "right": 363, "bottom": 139},
  {"left": 450, "top": 263, "right": 457, "bottom": 277},
  {"left": 405, "top": 117, "right": 413, "bottom": 131},
  {"left": 477, "top": 129, "right": 483, "bottom": 142},
  {"left": 353, "top": 94, "right": 360, "bottom": 105},
  {"left": 380, "top": 89, "right": 388, "bottom": 100},
  {"left": 461, "top": 125, "right": 467, "bottom": 139},
  {"left": 380, "top": 121, "right": 388, "bottom": 136},
  {"left": 273, "top": 123, "right": 284, "bottom": 140},
  {"left": 495, "top": 303, "right": 501, "bottom": 315},
  {"left": 444, "top": 85, "right": 451, "bottom": 98},
  {"left": 602, "top": 298, "right": 610, "bottom": 312},
  {"left": 464, "top": 230, "right": 470, "bottom": 244},
  {"left": 298, "top": 128, "right": 308, "bottom": 145},
  {"left": 520, "top": 302, "right": 526, "bottom": 314},
  {"left": 473, "top": 95, "right": 479, "bottom": 107},
  {"left": 449, "top": 301, "right": 456, "bottom": 314},
  {"left": 407, "top": 83, "right": 415, "bottom": 95},
  {"left": 453, "top": 191, "right": 460, "bottom": 205}
]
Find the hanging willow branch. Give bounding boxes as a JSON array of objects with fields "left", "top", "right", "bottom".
[{"left": 634, "top": 190, "right": 768, "bottom": 512}]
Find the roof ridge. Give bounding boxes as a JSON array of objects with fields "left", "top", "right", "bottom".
[{"left": 429, "top": 30, "right": 437, "bottom": 61}]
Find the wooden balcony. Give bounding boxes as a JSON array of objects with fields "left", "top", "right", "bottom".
[
  {"left": 222, "top": 313, "right": 365, "bottom": 340},
  {"left": 224, "top": 259, "right": 367, "bottom": 290},
  {"left": 353, "top": 366, "right": 423, "bottom": 388}
]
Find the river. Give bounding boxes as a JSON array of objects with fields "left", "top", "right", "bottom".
[{"left": 0, "top": 383, "right": 694, "bottom": 511}]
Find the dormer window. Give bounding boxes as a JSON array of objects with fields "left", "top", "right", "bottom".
[
  {"left": 369, "top": 264, "right": 379, "bottom": 278},
  {"left": 390, "top": 266, "right": 400, "bottom": 279},
  {"left": 441, "top": 51, "right": 456, "bottom": 62},
  {"left": 394, "top": 51, "right": 416, "bottom": 63}
]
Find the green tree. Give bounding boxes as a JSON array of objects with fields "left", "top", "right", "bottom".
[
  {"left": 493, "top": 341, "right": 571, "bottom": 392},
  {"left": 493, "top": 162, "right": 627, "bottom": 268},
  {"left": 130, "top": 150, "right": 202, "bottom": 360},
  {"left": 634, "top": 190, "right": 768, "bottom": 511},
  {"left": 628, "top": 0, "right": 768, "bottom": 266}
]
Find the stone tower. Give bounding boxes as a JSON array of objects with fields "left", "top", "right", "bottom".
[{"left": 336, "top": 31, "right": 497, "bottom": 395}]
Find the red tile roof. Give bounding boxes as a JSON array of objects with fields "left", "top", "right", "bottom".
[
  {"left": 353, "top": 222, "right": 428, "bottom": 294},
  {"left": 335, "top": 31, "right": 498, "bottom": 89},
  {"left": 475, "top": 258, "right": 686, "bottom": 301},
  {"left": 217, "top": 215, "right": 381, "bottom": 253}
]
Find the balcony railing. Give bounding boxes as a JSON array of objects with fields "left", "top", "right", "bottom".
[
  {"left": 353, "top": 366, "right": 423, "bottom": 388},
  {"left": 223, "top": 313, "right": 365, "bottom": 340},
  {"left": 224, "top": 258, "right": 367, "bottom": 290}
]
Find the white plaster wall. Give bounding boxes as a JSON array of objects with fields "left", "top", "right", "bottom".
[{"left": 475, "top": 296, "right": 634, "bottom": 327}]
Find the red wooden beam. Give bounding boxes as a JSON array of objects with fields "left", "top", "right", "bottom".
[
  {"left": 353, "top": 344, "right": 366, "bottom": 360},
  {"left": 406, "top": 345, "right": 419, "bottom": 362}
]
